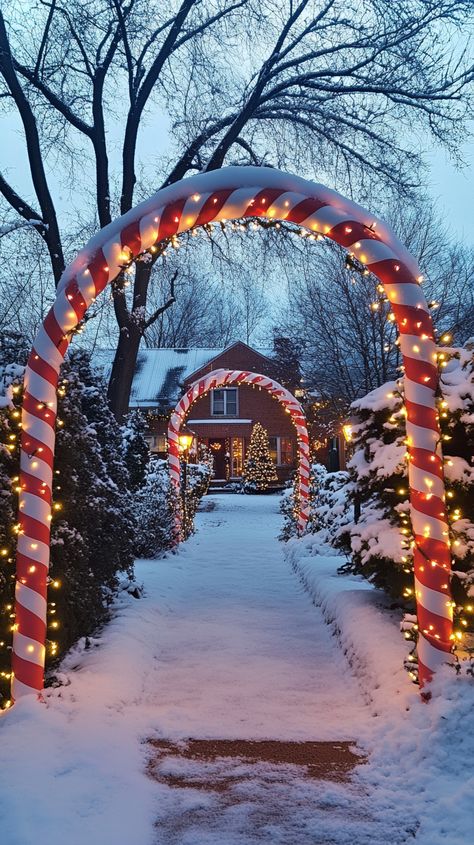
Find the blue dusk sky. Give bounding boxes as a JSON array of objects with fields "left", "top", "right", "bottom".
[
  {"left": 426, "top": 140, "right": 473, "bottom": 246},
  {"left": 1, "top": 110, "right": 473, "bottom": 249}
]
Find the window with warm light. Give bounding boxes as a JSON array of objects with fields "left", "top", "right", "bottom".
[
  {"left": 268, "top": 436, "right": 294, "bottom": 466},
  {"left": 280, "top": 437, "right": 294, "bottom": 466},
  {"left": 147, "top": 434, "right": 167, "bottom": 453}
]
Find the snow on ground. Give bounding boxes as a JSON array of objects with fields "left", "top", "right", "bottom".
[
  {"left": 0, "top": 494, "right": 472, "bottom": 844},
  {"left": 286, "top": 533, "right": 474, "bottom": 845},
  {"left": 284, "top": 534, "right": 414, "bottom": 714}
]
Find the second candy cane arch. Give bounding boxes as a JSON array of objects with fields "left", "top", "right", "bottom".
[{"left": 168, "top": 368, "right": 311, "bottom": 540}]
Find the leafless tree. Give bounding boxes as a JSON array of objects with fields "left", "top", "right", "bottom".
[
  {"left": 276, "top": 196, "right": 474, "bottom": 404},
  {"left": 384, "top": 199, "right": 474, "bottom": 342},
  {"left": 143, "top": 224, "right": 271, "bottom": 347},
  {"left": 276, "top": 242, "right": 400, "bottom": 401},
  {"left": 0, "top": 0, "right": 473, "bottom": 416},
  {"left": 0, "top": 222, "right": 52, "bottom": 341},
  {"left": 143, "top": 269, "right": 235, "bottom": 348}
]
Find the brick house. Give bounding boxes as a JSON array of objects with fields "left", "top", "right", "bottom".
[
  {"left": 98, "top": 341, "right": 300, "bottom": 482},
  {"left": 97, "top": 341, "right": 348, "bottom": 478},
  {"left": 182, "top": 342, "right": 299, "bottom": 482}
]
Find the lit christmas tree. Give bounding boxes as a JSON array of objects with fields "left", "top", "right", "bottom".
[{"left": 243, "top": 422, "right": 278, "bottom": 492}]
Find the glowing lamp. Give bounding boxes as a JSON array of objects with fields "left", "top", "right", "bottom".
[
  {"left": 178, "top": 426, "right": 195, "bottom": 454},
  {"left": 342, "top": 423, "right": 353, "bottom": 442}
]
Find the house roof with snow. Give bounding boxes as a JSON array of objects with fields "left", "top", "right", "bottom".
[{"left": 95, "top": 342, "right": 272, "bottom": 409}]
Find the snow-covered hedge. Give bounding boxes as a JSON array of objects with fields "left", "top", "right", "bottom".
[
  {"left": 282, "top": 342, "right": 474, "bottom": 670},
  {"left": 133, "top": 457, "right": 211, "bottom": 555},
  {"left": 0, "top": 350, "right": 173, "bottom": 707},
  {"left": 280, "top": 462, "right": 351, "bottom": 548},
  {"left": 187, "top": 460, "right": 212, "bottom": 504},
  {"left": 132, "top": 458, "right": 176, "bottom": 558}
]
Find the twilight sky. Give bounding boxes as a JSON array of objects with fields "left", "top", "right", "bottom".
[
  {"left": 2, "top": 110, "right": 473, "bottom": 249},
  {"left": 426, "top": 137, "right": 473, "bottom": 246}
]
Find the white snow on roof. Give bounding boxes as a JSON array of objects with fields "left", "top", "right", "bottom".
[
  {"left": 94, "top": 346, "right": 273, "bottom": 407},
  {"left": 95, "top": 347, "right": 222, "bottom": 407}
]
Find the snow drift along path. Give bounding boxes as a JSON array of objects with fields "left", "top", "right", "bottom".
[{"left": 1, "top": 494, "right": 408, "bottom": 845}]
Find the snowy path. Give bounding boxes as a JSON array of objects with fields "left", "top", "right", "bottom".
[
  {"left": 148, "top": 494, "right": 369, "bottom": 742},
  {"left": 0, "top": 494, "right": 411, "bottom": 845}
]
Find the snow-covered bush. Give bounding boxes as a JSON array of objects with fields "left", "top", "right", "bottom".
[
  {"left": 133, "top": 457, "right": 177, "bottom": 557},
  {"left": 308, "top": 466, "right": 351, "bottom": 546},
  {"left": 280, "top": 462, "right": 351, "bottom": 549},
  {"left": 122, "top": 410, "right": 149, "bottom": 492},
  {"left": 279, "top": 486, "right": 297, "bottom": 540},
  {"left": 181, "top": 459, "right": 212, "bottom": 538},
  {"left": 133, "top": 457, "right": 211, "bottom": 554},
  {"left": 344, "top": 379, "right": 410, "bottom": 598},
  {"left": 187, "top": 460, "right": 211, "bottom": 504}
]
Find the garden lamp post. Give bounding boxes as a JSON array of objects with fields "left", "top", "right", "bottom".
[
  {"left": 178, "top": 425, "right": 195, "bottom": 537},
  {"left": 342, "top": 420, "right": 360, "bottom": 521}
]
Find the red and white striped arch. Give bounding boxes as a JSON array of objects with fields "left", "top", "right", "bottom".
[
  {"left": 12, "top": 166, "right": 452, "bottom": 700},
  {"left": 168, "top": 369, "right": 310, "bottom": 540}
]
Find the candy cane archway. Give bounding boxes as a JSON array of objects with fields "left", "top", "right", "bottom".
[
  {"left": 168, "top": 369, "right": 310, "bottom": 540},
  {"left": 13, "top": 165, "right": 452, "bottom": 701}
]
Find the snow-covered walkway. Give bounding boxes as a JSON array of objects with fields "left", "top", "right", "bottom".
[
  {"left": 147, "top": 494, "right": 368, "bottom": 742},
  {"left": 1, "top": 494, "right": 413, "bottom": 844}
]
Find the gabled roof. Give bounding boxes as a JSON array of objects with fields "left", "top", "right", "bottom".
[
  {"left": 94, "top": 343, "right": 272, "bottom": 408},
  {"left": 185, "top": 341, "right": 275, "bottom": 382}
]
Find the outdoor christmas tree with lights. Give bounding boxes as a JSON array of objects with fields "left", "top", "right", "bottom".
[{"left": 243, "top": 422, "right": 278, "bottom": 492}]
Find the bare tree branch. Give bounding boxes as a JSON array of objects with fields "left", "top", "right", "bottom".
[{"left": 0, "top": 10, "right": 64, "bottom": 281}]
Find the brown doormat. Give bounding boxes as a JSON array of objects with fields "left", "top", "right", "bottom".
[{"left": 147, "top": 738, "right": 365, "bottom": 790}]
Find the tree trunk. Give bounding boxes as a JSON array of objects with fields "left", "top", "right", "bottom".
[
  {"left": 106, "top": 259, "right": 176, "bottom": 421},
  {"left": 107, "top": 324, "right": 142, "bottom": 421}
]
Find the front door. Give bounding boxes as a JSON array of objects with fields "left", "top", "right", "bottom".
[{"left": 209, "top": 438, "right": 227, "bottom": 479}]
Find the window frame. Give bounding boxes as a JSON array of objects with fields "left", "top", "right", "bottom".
[
  {"left": 211, "top": 387, "right": 239, "bottom": 417},
  {"left": 267, "top": 436, "right": 295, "bottom": 466}
]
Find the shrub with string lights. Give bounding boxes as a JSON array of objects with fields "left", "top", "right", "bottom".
[
  {"left": 0, "top": 364, "right": 23, "bottom": 707},
  {"left": 346, "top": 340, "right": 474, "bottom": 680},
  {"left": 0, "top": 351, "right": 140, "bottom": 707},
  {"left": 46, "top": 353, "right": 137, "bottom": 666},
  {"left": 280, "top": 340, "right": 474, "bottom": 681}
]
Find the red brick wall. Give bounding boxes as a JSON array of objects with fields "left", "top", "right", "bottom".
[
  {"left": 186, "top": 342, "right": 279, "bottom": 384},
  {"left": 186, "top": 384, "right": 295, "bottom": 440}
]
